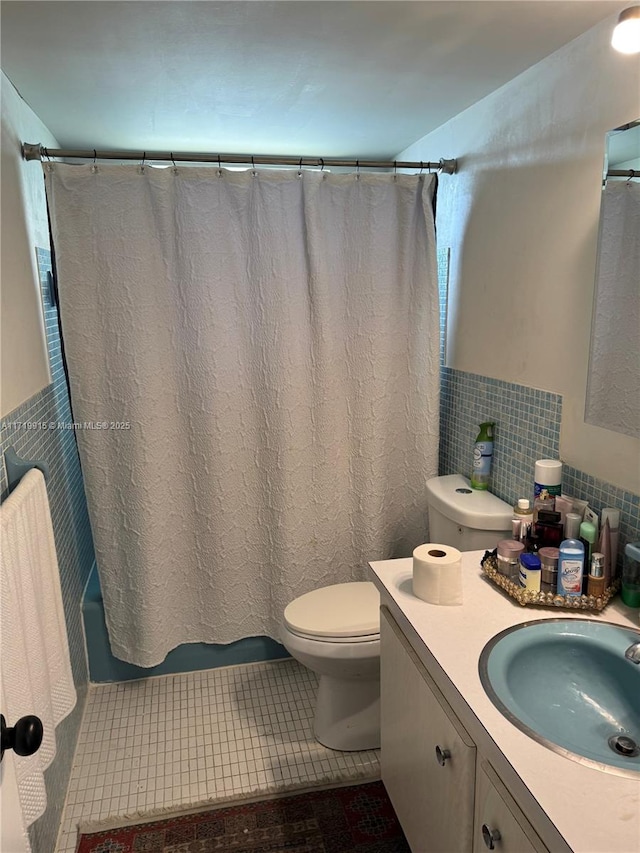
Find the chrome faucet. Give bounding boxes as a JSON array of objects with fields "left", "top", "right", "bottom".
[{"left": 624, "top": 641, "right": 640, "bottom": 664}]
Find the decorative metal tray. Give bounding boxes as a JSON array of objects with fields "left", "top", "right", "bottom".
[{"left": 480, "top": 552, "right": 619, "bottom": 612}]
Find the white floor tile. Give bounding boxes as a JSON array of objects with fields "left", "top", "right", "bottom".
[{"left": 55, "top": 658, "right": 379, "bottom": 852}]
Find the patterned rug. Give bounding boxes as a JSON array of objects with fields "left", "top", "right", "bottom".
[{"left": 75, "top": 781, "right": 410, "bottom": 853}]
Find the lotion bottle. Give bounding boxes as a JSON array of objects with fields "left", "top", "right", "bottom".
[
  {"left": 512, "top": 498, "right": 533, "bottom": 542},
  {"left": 587, "top": 553, "right": 606, "bottom": 598}
]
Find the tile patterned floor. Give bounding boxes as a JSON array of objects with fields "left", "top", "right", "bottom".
[{"left": 56, "top": 659, "right": 380, "bottom": 853}]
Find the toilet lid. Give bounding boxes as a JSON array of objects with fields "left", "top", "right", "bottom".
[{"left": 284, "top": 582, "right": 380, "bottom": 639}]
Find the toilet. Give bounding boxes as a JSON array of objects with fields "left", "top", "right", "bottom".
[
  {"left": 280, "top": 581, "right": 381, "bottom": 751},
  {"left": 281, "top": 474, "right": 513, "bottom": 752},
  {"left": 425, "top": 473, "right": 513, "bottom": 549}
]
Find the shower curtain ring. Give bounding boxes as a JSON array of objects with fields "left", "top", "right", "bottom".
[
  {"left": 91, "top": 149, "right": 98, "bottom": 173},
  {"left": 170, "top": 153, "right": 178, "bottom": 174},
  {"left": 251, "top": 155, "right": 257, "bottom": 176},
  {"left": 419, "top": 161, "right": 424, "bottom": 175},
  {"left": 140, "top": 151, "right": 146, "bottom": 173},
  {"left": 394, "top": 160, "right": 398, "bottom": 181},
  {"left": 217, "top": 154, "right": 222, "bottom": 176},
  {"left": 355, "top": 160, "right": 360, "bottom": 181},
  {"left": 298, "top": 157, "right": 303, "bottom": 178},
  {"left": 319, "top": 158, "right": 325, "bottom": 172}
]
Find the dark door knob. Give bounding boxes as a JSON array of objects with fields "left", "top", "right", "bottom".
[{"left": 1, "top": 714, "right": 44, "bottom": 761}]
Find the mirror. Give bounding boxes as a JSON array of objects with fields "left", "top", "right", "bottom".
[{"left": 585, "top": 121, "right": 640, "bottom": 439}]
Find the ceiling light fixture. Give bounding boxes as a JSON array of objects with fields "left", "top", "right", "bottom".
[{"left": 611, "top": 6, "right": 640, "bottom": 53}]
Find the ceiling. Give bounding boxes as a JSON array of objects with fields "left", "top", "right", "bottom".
[{"left": 0, "top": 1, "right": 627, "bottom": 159}]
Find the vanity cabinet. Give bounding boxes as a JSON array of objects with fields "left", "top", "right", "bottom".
[
  {"left": 381, "top": 606, "right": 548, "bottom": 853},
  {"left": 473, "top": 761, "right": 545, "bottom": 853},
  {"left": 380, "top": 606, "right": 476, "bottom": 852}
]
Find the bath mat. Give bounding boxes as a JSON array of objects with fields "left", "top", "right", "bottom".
[{"left": 75, "top": 780, "right": 409, "bottom": 852}]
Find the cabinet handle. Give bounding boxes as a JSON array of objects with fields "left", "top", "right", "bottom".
[
  {"left": 435, "top": 745, "right": 451, "bottom": 766},
  {"left": 482, "top": 824, "right": 501, "bottom": 850}
]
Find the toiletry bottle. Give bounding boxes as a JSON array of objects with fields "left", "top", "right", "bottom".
[
  {"left": 558, "top": 538, "right": 585, "bottom": 597},
  {"left": 579, "top": 522, "right": 597, "bottom": 593},
  {"left": 519, "top": 552, "right": 541, "bottom": 592},
  {"left": 470, "top": 422, "right": 495, "bottom": 490},
  {"left": 587, "top": 553, "right": 606, "bottom": 598},
  {"left": 553, "top": 495, "right": 573, "bottom": 529},
  {"left": 584, "top": 507, "right": 599, "bottom": 539},
  {"left": 569, "top": 498, "right": 589, "bottom": 520},
  {"left": 512, "top": 498, "right": 533, "bottom": 542},
  {"left": 601, "top": 508, "right": 620, "bottom": 578},
  {"left": 533, "top": 459, "right": 562, "bottom": 520},
  {"left": 533, "top": 509, "right": 564, "bottom": 548},
  {"left": 596, "top": 518, "right": 612, "bottom": 589},
  {"left": 564, "top": 512, "right": 582, "bottom": 540},
  {"left": 525, "top": 529, "right": 541, "bottom": 554}
]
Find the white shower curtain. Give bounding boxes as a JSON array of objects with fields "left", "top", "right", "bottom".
[{"left": 46, "top": 164, "right": 440, "bottom": 667}]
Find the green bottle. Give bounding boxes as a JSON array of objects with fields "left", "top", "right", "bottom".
[{"left": 470, "top": 422, "right": 495, "bottom": 490}]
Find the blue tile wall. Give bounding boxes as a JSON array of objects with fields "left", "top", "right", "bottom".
[
  {"left": 436, "top": 251, "right": 640, "bottom": 571},
  {"left": 1, "top": 251, "right": 96, "bottom": 853},
  {"left": 562, "top": 466, "right": 640, "bottom": 571},
  {"left": 439, "top": 367, "right": 563, "bottom": 507}
]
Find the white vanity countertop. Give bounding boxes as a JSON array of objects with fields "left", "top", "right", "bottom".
[{"left": 369, "top": 551, "right": 640, "bottom": 853}]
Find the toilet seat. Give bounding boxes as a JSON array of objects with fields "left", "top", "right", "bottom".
[{"left": 284, "top": 581, "right": 380, "bottom": 641}]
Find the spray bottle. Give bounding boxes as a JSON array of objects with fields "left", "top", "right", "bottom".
[{"left": 470, "top": 422, "right": 495, "bottom": 490}]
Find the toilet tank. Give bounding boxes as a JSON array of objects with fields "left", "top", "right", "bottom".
[{"left": 426, "top": 474, "right": 512, "bottom": 551}]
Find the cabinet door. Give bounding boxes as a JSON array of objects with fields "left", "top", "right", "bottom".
[
  {"left": 473, "top": 761, "right": 547, "bottom": 853},
  {"left": 381, "top": 606, "right": 476, "bottom": 853}
]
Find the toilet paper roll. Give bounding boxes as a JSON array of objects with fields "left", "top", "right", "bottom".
[{"left": 412, "top": 543, "right": 463, "bottom": 606}]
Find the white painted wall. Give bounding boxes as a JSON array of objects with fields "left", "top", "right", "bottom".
[
  {"left": 1, "top": 74, "right": 58, "bottom": 416},
  {"left": 399, "top": 16, "right": 640, "bottom": 494}
]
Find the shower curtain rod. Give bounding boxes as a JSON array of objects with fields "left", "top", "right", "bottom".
[
  {"left": 21, "top": 142, "right": 457, "bottom": 174},
  {"left": 607, "top": 168, "right": 638, "bottom": 178}
]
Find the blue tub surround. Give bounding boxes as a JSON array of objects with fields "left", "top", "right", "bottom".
[{"left": 83, "top": 565, "right": 289, "bottom": 683}]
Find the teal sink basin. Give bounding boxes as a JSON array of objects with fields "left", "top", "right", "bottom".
[{"left": 479, "top": 619, "right": 640, "bottom": 776}]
